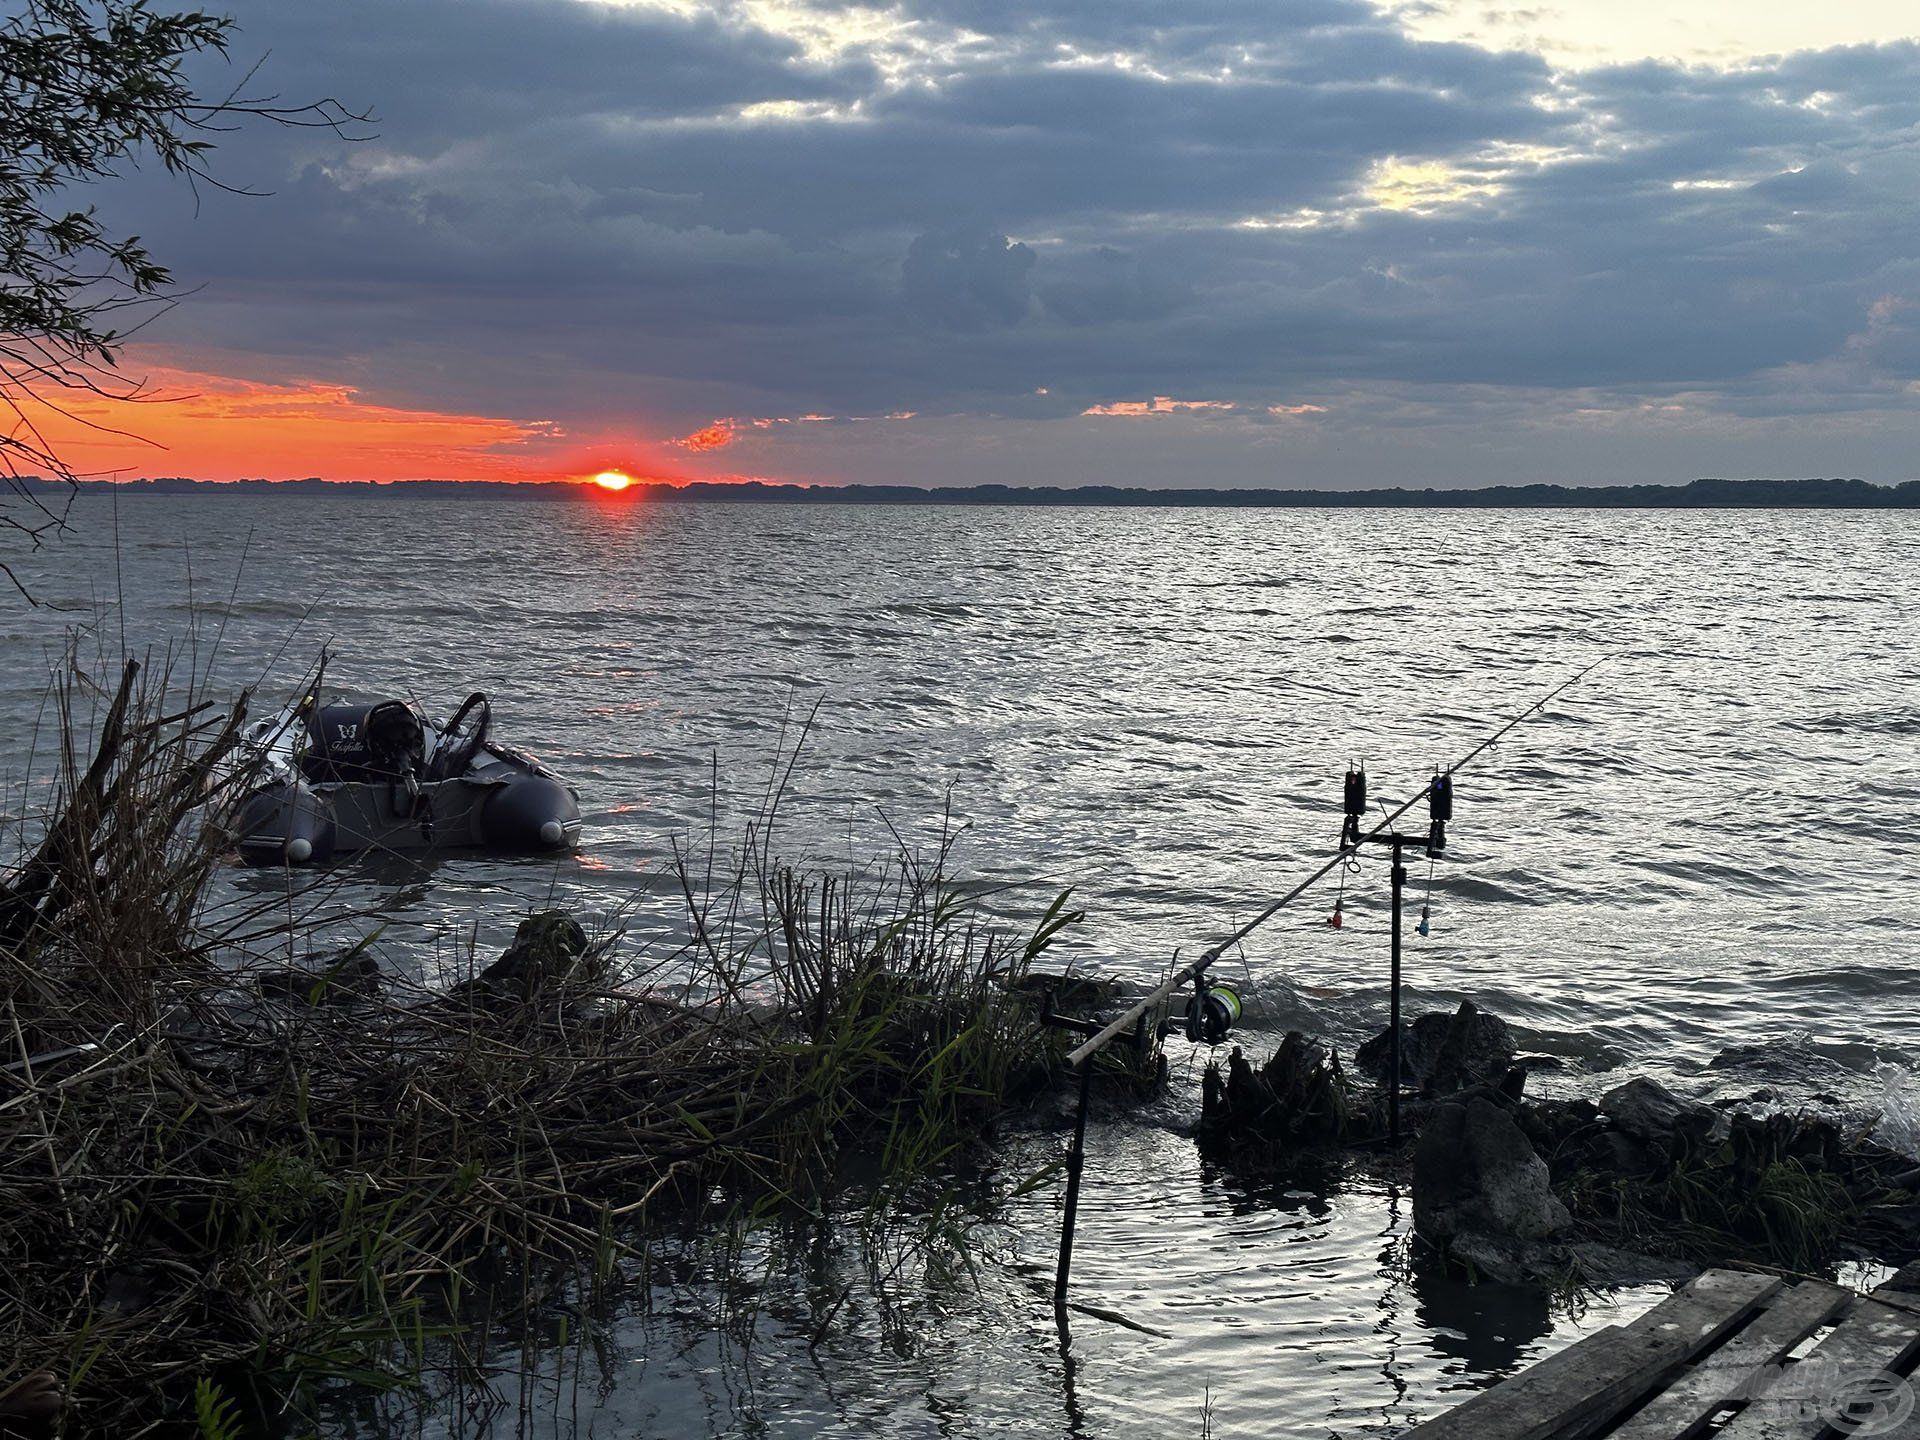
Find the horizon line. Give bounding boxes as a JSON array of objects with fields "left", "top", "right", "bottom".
[{"left": 17, "top": 474, "right": 1920, "bottom": 509}]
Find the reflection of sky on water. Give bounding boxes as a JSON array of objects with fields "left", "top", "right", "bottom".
[{"left": 320, "top": 1126, "right": 1662, "bottom": 1437}]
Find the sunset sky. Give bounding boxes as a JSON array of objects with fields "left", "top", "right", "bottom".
[{"left": 46, "top": 0, "right": 1920, "bottom": 487}]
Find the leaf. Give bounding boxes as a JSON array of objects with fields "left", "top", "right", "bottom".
[{"left": 191, "top": 1377, "right": 242, "bottom": 1440}]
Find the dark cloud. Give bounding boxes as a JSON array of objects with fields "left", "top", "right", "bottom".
[
  {"left": 104, "top": 0, "right": 1920, "bottom": 481},
  {"left": 902, "top": 230, "right": 1036, "bottom": 329},
  {"left": 1037, "top": 246, "right": 1187, "bottom": 326}
]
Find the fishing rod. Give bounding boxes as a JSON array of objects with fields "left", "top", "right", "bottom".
[
  {"left": 1063, "top": 651, "right": 1615, "bottom": 1069},
  {"left": 1044, "top": 652, "right": 1615, "bottom": 1310}
]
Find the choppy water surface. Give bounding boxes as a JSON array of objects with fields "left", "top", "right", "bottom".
[{"left": 5, "top": 497, "right": 1918, "bottom": 1437}]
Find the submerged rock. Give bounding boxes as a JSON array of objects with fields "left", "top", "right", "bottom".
[{"left": 1357, "top": 1000, "right": 1515, "bottom": 1096}]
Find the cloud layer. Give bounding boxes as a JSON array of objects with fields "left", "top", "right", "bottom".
[{"left": 96, "top": 0, "right": 1920, "bottom": 483}]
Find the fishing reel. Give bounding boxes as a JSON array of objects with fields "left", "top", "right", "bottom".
[{"left": 1173, "top": 974, "right": 1242, "bottom": 1045}]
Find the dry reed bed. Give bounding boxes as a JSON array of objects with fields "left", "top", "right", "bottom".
[{"left": 0, "top": 660, "right": 1077, "bottom": 1435}]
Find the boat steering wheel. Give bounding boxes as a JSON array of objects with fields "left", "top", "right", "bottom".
[{"left": 436, "top": 692, "right": 491, "bottom": 777}]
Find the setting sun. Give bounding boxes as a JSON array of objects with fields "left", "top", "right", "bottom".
[{"left": 591, "top": 469, "right": 633, "bottom": 492}]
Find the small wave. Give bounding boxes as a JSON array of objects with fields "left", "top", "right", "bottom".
[
  {"left": 1873, "top": 1062, "right": 1920, "bottom": 1159},
  {"left": 1507, "top": 1024, "right": 1630, "bottom": 1074},
  {"left": 1437, "top": 870, "right": 1579, "bottom": 906},
  {"left": 1706, "top": 1033, "right": 1908, "bottom": 1082},
  {"left": 879, "top": 600, "right": 980, "bottom": 621},
  {"left": 1787, "top": 710, "right": 1920, "bottom": 735},
  {"left": 1762, "top": 963, "right": 1920, "bottom": 998}
]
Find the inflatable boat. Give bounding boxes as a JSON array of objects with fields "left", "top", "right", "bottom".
[{"left": 228, "top": 690, "right": 581, "bottom": 866}]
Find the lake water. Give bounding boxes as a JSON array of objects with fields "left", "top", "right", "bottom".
[{"left": 5, "top": 496, "right": 1917, "bottom": 1436}]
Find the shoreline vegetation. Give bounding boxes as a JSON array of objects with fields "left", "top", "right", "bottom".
[
  {"left": 17, "top": 476, "right": 1920, "bottom": 508},
  {"left": 0, "top": 656, "right": 1090, "bottom": 1435}
]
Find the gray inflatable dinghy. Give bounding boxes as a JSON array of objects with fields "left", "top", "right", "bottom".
[{"left": 228, "top": 690, "right": 581, "bottom": 866}]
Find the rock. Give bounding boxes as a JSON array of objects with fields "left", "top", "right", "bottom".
[
  {"left": 458, "top": 911, "right": 594, "bottom": 1006},
  {"left": 1564, "top": 1242, "right": 1700, "bottom": 1288},
  {"left": 1883, "top": 1261, "right": 1920, "bottom": 1296},
  {"left": 1728, "top": 1110, "right": 1841, "bottom": 1181},
  {"left": 1011, "top": 971, "right": 1124, "bottom": 1014},
  {"left": 1598, "top": 1077, "right": 1716, "bottom": 1147},
  {"left": 1431, "top": 1001, "right": 1517, "bottom": 1095},
  {"left": 1518, "top": 1096, "right": 1600, "bottom": 1148},
  {"left": 1357, "top": 1001, "right": 1515, "bottom": 1096},
  {"left": 1601, "top": 1130, "right": 1655, "bottom": 1177},
  {"left": 1515, "top": 1096, "right": 1601, "bottom": 1177},
  {"left": 1445, "top": 1230, "right": 1555, "bottom": 1284},
  {"left": 1414, "top": 1096, "right": 1572, "bottom": 1249},
  {"left": 1838, "top": 1139, "right": 1920, "bottom": 1195},
  {"left": 1357, "top": 1013, "right": 1442, "bottom": 1090}
]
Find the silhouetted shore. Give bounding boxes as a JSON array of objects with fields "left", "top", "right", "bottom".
[{"left": 29, "top": 475, "right": 1920, "bottom": 507}]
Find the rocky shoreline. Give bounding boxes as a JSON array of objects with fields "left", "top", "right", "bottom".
[{"left": 1199, "top": 1001, "right": 1920, "bottom": 1285}]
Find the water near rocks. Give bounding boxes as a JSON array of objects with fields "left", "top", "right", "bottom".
[{"left": 3, "top": 496, "right": 1915, "bottom": 1436}]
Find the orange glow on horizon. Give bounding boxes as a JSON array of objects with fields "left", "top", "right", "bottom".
[
  {"left": 14, "top": 360, "right": 565, "bottom": 482},
  {"left": 10, "top": 352, "right": 810, "bottom": 489}
]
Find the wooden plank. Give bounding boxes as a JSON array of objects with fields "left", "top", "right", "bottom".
[
  {"left": 1607, "top": 1282, "right": 1854, "bottom": 1440},
  {"left": 1617, "top": 1270, "right": 1784, "bottom": 1346},
  {"left": 1407, "top": 1329, "right": 1640, "bottom": 1440},
  {"left": 1408, "top": 1270, "right": 1782, "bottom": 1440},
  {"left": 1555, "top": 1273, "right": 1789, "bottom": 1440},
  {"left": 1713, "top": 1288, "right": 1920, "bottom": 1440},
  {"left": 1720, "top": 1272, "right": 1920, "bottom": 1440}
]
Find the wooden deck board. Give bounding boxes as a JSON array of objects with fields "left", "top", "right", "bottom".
[
  {"left": 1658, "top": 1274, "right": 1920, "bottom": 1440},
  {"left": 1408, "top": 1268, "right": 1920, "bottom": 1440},
  {"left": 1833, "top": 1271, "right": 1920, "bottom": 1440},
  {"left": 1711, "top": 1295, "right": 1920, "bottom": 1440},
  {"left": 1606, "top": 1281, "right": 1853, "bottom": 1440},
  {"left": 1405, "top": 1270, "right": 1781, "bottom": 1440}
]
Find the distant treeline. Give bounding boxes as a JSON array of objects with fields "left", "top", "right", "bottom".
[{"left": 25, "top": 475, "right": 1920, "bottom": 508}]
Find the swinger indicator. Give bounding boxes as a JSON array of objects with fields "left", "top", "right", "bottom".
[
  {"left": 1427, "top": 768, "right": 1453, "bottom": 853},
  {"left": 1341, "top": 763, "right": 1367, "bottom": 849}
]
